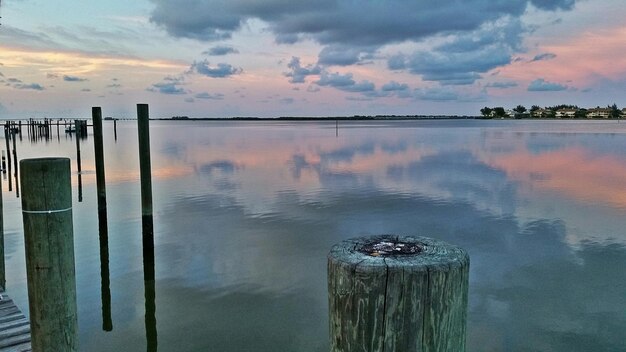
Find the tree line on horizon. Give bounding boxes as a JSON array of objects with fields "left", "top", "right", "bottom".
[{"left": 480, "top": 104, "right": 622, "bottom": 119}]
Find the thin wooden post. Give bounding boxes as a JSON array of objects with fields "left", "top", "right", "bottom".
[
  {"left": 5, "top": 126, "right": 12, "bottom": 192},
  {"left": 93, "top": 107, "right": 112, "bottom": 331},
  {"left": 328, "top": 235, "right": 469, "bottom": 352},
  {"left": 20, "top": 157, "right": 78, "bottom": 352},
  {"left": 93, "top": 108, "right": 107, "bottom": 212},
  {"left": 113, "top": 119, "right": 117, "bottom": 141},
  {"left": 4, "top": 125, "right": 10, "bottom": 175},
  {"left": 0, "top": 171, "right": 4, "bottom": 291},
  {"left": 138, "top": 104, "right": 153, "bottom": 220},
  {"left": 137, "top": 103, "right": 157, "bottom": 351},
  {"left": 2, "top": 150, "right": 5, "bottom": 173},
  {"left": 11, "top": 130, "right": 19, "bottom": 198},
  {"left": 74, "top": 120, "right": 82, "bottom": 173}
]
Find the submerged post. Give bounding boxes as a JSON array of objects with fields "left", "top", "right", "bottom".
[
  {"left": 137, "top": 103, "right": 157, "bottom": 350},
  {"left": 92, "top": 107, "right": 112, "bottom": 331},
  {"left": 20, "top": 158, "right": 78, "bottom": 352},
  {"left": 0, "top": 173, "right": 4, "bottom": 290},
  {"left": 328, "top": 235, "right": 469, "bottom": 352}
]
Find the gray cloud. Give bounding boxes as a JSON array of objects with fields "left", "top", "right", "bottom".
[
  {"left": 150, "top": 0, "right": 576, "bottom": 47},
  {"left": 147, "top": 76, "right": 187, "bottom": 94},
  {"left": 315, "top": 71, "right": 355, "bottom": 88},
  {"left": 317, "top": 45, "right": 375, "bottom": 66},
  {"left": 381, "top": 81, "right": 412, "bottom": 98},
  {"left": 195, "top": 92, "right": 224, "bottom": 100},
  {"left": 527, "top": 78, "right": 568, "bottom": 91},
  {"left": 530, "top": 0, "right": 575, "bottom": 10},
  {"left": 63, "top": 75, "right": 88, "bottom": 82},
  {"left": 391, "top": 18, "right": 523, "bottom": 85},
  {"left": 284, "top": 57, "right": 321, "bottom": 83},
  {"left": 530, "top": 52, "right": 557, "bottom": 62},
  {"left": 203, "top": 45, "right": 239, "bottom": 56},
  {"left": 486, "top": 81, "right": 519, "bottom": 88},
  {"left": 149, "top": 0, "right": 578, "bottom": 91},
  {"left": 381, "top": 81, "right": 409, "bottom": 92},
  {"left": 314, "top": 70, "right": 376, "bottom": 95},
  {"left": 189, "top": 60, "right": 242, "bottom": 78},
  {"left": 14, "top": 83, "right": 45, "bottom": 90},
  {"left": 387, "top": 54, "right": 407, "bottom": 70},
  {"left": 413, "top": 87, "right": 459, "bottom": 101}
]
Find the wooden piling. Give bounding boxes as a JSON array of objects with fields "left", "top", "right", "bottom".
[
  {"left": 74, "top": 120, "right": 82, "bottom": 173},
  {"left": 4, "top": 126, "right": 10, "bottom": 176},
  {"left": 0, "top": 171, "right": 4, "bottom": 291},
  {"left": 5, "top": 127, "right": 12, "bottom": 192},
  {"left": 137, "top": 104, "right": 153, "bottom": 219},
  {"left": 92, "top": 108, "right": 107, "bottom": 212},
  {"left": 11, "top": 130, "right": 19, "bottom": 198},
  {"left": 137, "top": 103, "right": 157, "bottom": 351},
  {"left": 328, "top": 235, "right": 469, "bottom": 352},
  {"left": 113, "top": 119, "right": 117, "bottom": 141},
  {"left": 93, "top": 107, "right": 112, "bottom": 331},
  {"left": 20, "top": 157, "right": 78, "bottom": 352}
]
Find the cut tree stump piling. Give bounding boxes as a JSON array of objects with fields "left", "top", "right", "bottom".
[
  {"left": 20, "top": 158, "right": 78, "bottom": 352},
  {"left": 328, "top": 235, "right": 469, "bottom": 352}
]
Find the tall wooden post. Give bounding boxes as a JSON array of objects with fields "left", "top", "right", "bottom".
[
  {"left": 138, "top": 105, "right": 152, "bottom": 220},
  {"left": 11, "top": 130, "right": 18, "bottom": 198},
  {"left": 5, "top": 126, "right": 12, "bottom": 192},
  {"left": 137, "top": 103, "right": 157, "bottom": 351},
  {"left": 20, "top": 158, "right": 78, "bottom": 352},
  {"left": 328, "top": 235, "right": 469, "bottom": 352},
  {"left": 0, "top": 171, "right": 4, "bottom": 290},
  {"left": 113, "top": 119, "right": 117, "bottom": 141},
  {"left": 93, "top": 108, "right": 107, "bottom": 212},
  {"left": 92, "top": 107, "right": 112, "bottom": 331},
  {"left": 4, "top": 125, "right": 11, "bottom": 176}
]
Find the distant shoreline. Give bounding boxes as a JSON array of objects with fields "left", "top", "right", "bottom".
[{"left": 153, "top": 115, "right": 479, "bottom": 121}]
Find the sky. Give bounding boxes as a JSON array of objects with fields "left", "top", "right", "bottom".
[{"left": 1, "top": 0, "right": 626, "bottom": 118}]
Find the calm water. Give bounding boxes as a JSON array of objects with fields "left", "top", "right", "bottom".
[{"left": 3, "top": 119, "right": 626, "bottom": 351}]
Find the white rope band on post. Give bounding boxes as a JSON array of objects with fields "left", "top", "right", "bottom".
[{"left": 22, "top": 207, "right": 72, "bottom": 214}]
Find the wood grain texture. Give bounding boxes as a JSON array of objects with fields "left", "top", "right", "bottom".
[
  {"left": 328, "top": 235, "right": 469, "bottom": 352},
  {"left": 19, "top": 158, "right": 78, "bottom": 352}
]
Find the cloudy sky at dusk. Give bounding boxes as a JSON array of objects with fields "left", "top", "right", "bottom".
[{"left": 1, "top": 0, "right": 625, "bottom": 118}]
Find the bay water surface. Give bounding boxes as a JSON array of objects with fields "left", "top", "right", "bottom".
[{"left": 3, "top": 119, "right": 626, "bottom": 351}]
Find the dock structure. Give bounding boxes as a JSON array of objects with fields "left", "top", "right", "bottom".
[{"left": 0, "top": 290, "right": 31, "bottom": 352}]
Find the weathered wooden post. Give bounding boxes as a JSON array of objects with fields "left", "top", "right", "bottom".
[
  {"left": 4, "top": 125, "right": 11, "bottom": 175},
  {"left": 11, "top": 129, "right": 19, "bottom": 198},
  {"left": 0, "top": 172, "right": 4, "bottom": 291},
  {"left": 138, "top": 103, "right": 157, "bottom": 351},
  {"left": 93, "top": 108, "right": 107, "bottom": 212},
  {"left": 2, "top": 150, "right": 6, "bottom": 173},
  {"left": 93, "top": 107, "right": 113, "bottom": 331},
  {"left": 113, "top": 118, "right": 117, "bottom": 141},
  {"left": 328, "top": 235, "right": 469, "bottom": 352},
  {"left": 20, "top": 158, "right": 78, "bottom": 352}
]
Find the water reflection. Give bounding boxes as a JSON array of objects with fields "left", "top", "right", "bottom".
[
  {"left": 98, "top": 209, "right": 112, "bottom": 331},
  {"left": 3, "top": 120, "right": 626, "bottom": 352}
]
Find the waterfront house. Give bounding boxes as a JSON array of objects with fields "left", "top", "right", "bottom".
[
  {"left": 555, "top": 108, "right": 577, "bottom": 118},
  {"left": 531, "top": 108, "right": 552, "bottom": 118},
  {"left": 587, "top": 108, "right": 611, "bottom": 118}
]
